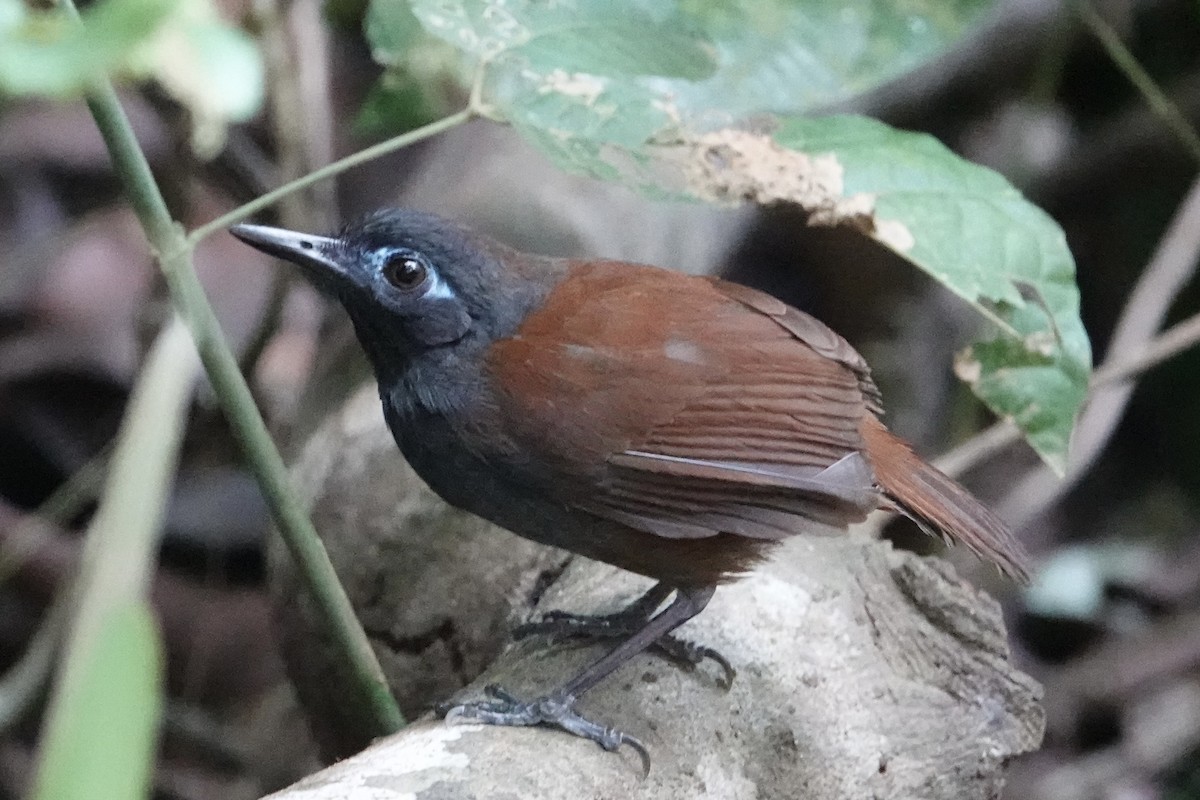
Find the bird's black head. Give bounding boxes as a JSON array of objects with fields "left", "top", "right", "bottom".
[{"left": 231, "top": 209, "right": 556, "bottom": 380}]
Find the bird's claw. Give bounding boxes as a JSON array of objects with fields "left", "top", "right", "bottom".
[
  {"left": 652, "top": 636, "right": 737, "bottom": 689},
  {"left": 516, "top": 612, "right": 736, "bottom": 689},
  {"left": 440, "top": 685, "right": 651, "bottom": 776}
]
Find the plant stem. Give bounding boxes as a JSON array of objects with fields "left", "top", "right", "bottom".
[
  {"left": 1079, "top": 2, "right": 1200, "bottom": 164},
  {"left": 68, "top": 19, "right": 404, "bottom": 734},
  {"left": 187, "top": 107, "right": 473, "bottom": 245}
]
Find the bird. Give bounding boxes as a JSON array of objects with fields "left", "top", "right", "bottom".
[{"left": 230, "top": 209, "right": 1029, "bottom": 769}]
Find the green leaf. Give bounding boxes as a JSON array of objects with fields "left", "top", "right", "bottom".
[
  {"left": 362, "top": 0, "right": 467, "bottom": 135},
  {"left": 407, "top": 0, "right": 989, "bottom": 138},
  {"left": 386, "top": 0, "right": 1090, "bottom": 468},
  {"left": 32, "top": 602, "right": 163, "bottom": 800},
  {"left": 365, "top": 0, "right": 426, "bottom": 65},
  {"left": 31, "top": 320, "right": 194, "bottom": 800},
  {"left": 771, "top": 116, "right": 1088, "bottom": 471},
  {"left": 354, "top": 73, "right": 442, "bottom": 137},
  {"left": 0, "top": 0, "right": 177, "bottom": 97},
  {"left": 509, "top": 20, "right": 717, "bottom": 80}
]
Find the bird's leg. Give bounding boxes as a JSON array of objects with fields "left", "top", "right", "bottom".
[
  {"left": 514, "top": 582, "right": 734, "bottom": 686},
  {"left": 515, "top": 581, "right": 671, "bottom": 636},
  {"left": 441, "top": 586, "right": 716, "bottom": 773}
]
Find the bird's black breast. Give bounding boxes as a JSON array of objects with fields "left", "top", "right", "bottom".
[
  {"left": 380, "top": 388, "right": 772, "bottom": 585},
  {"left": 379, "top": 370, "right": 556, "bottom": 538}
]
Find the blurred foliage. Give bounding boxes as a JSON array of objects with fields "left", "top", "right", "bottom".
[
  {"left": 356, "top": 0, "right": 462, "bottom": 136},
  {"left": 29, "top": 320, "right": 197, "bottom": 800},
  {"left": 0, "top": 0, "right": 176, "bottom": 96},
  {"left": 135, "top": 0, "right": 265, "bottom": 155},
  {"left": 31, "top": 604, "right": 162, "bottom": 800},
  {"left": 0, "top": 0, "right": 263, "bottom": 152}
]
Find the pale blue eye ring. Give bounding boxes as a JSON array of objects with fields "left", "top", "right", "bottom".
[{"left": 423, "top": 268, "right": 455, "bottom": 299}]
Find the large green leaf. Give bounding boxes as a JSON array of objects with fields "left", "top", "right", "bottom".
[
  {"left": 360, "top": 0, "right": 465, "bottom": 134},
  {"left": 380, "top": 0, "right": 1091, "bottom": 470},
  {"left": 773, "top": 116, "right": 1090, "bottom": 471},
  {"left": 366, "top": 0, "right": 426, "bottom": 60},
  {"left": 31, "top": 602, "right": 163, "bottom": 800},
  {"left": 405, "top": 0, "right": 990, "bottom": 142}
]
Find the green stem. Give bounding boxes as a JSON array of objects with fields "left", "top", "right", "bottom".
[
  {"left": 0, "top": 444, "right": 110, "bottom": 587},
  {"left": 71, "top": 32, "right": 405, "bottom": 734},
  {"left": 1079, "top": 2, "right": 1200, "bottom": 164},
  {"left": 0, "top": 594, "right": 68, "bottom": 734},
  {"left": 187, "top": 107, "right": 473, "bottom": 245}
]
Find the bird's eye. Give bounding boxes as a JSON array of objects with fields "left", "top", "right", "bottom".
[{"left": 382, "top": 255, "right": 429, "bottom": 292}]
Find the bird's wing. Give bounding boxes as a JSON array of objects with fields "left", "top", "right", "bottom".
[{"left": 485, "top": 261, "right": 882, "bottom": 541}]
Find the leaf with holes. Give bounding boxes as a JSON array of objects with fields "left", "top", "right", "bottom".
[{"left": 380, "top": 0, "right": 1089, "bottom": 470}]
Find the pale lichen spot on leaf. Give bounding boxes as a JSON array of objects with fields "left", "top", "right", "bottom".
[
  {"left": 652, "top": 97, "right": 683, "bottom": 127},
  {"left": 1024, "top": 331, "right": 1058, "bottom": 358},
  {"left": 479, "top": 1, "right": 524, "bottom": 44},
  {"left": 953, "top": 349, "right": 982, "bottom": 385},
  {"left": 673, "top": 129, "right": 912, "bottom": 248},
  {"left": 875, "top": 218, "right": 915, "bottom": 253},
  {"left": 538, "top": 68, "right": 607, "bottom": 105}
]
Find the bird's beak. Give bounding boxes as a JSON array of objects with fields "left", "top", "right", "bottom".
[{"left": 229, "top": 223, "right": 350, "bottom": 289}]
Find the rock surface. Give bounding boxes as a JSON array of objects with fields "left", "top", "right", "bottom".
[{"left": 268, "top": 384, "right": 1043, "bottom": 797}]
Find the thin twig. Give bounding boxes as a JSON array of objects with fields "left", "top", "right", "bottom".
[
  {"left": 1078, "top": 2, "right": 1200, "bottom": 164},
  {"left": 0, "top": 594, "right": 69, "bottom": 735},
  {"left": 933, "top": 417, "right": 1021, "bottom": 477},
  {"left": 186, "top": 108, "right": 473, "bottom": 246},
  {"left": 1094, "top": 308, "right": 1200, "bottom": 387}
]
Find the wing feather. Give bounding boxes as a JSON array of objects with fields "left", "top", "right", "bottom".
[{"left": 486, "top": 261, "right": 883, "bottom": 542}]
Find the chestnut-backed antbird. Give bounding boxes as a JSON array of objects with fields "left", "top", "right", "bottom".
[{"left": 231, "top": 209, "right": 1029, "bottom": 766}]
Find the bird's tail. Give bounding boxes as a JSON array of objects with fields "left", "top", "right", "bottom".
[{"left": 860, "top": 416, "right": 1030, "bottom": 583}]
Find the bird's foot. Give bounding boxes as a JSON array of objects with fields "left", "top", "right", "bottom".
[
  {"left": 439, "top": 685, "right": 651, "bottom": 775},
  {"left": 514, "top": 610, "right": 735, "bottom": 689}
]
